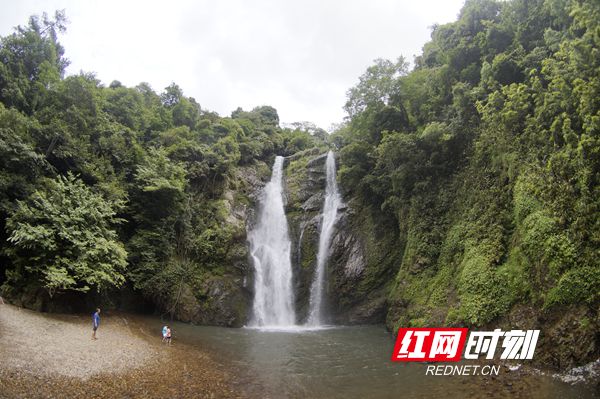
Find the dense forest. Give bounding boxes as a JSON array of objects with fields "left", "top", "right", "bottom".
[
  {"left": 0, "top": 0, "right": 598, "bottom": 369},
  {"left": 331, "top": 0, "right": 599, "bottom": 368},
  {"left": 0, "top": 10, "right": 327, "bottom": 318}
]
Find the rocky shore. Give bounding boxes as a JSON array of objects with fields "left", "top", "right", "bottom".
[{"left": 0, "top": 304, "right": 247, "bottom": 398}]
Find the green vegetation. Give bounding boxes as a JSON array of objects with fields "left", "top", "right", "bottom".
[
  {"left": 5, "top": 173, "right": 126, "bottom": 297},
  {"left": 0, "top": 1, "right": 598, "bottom": 364},
  {"left": 334, "top": 0, "right": 599, "bottom": 331},
  {"left": 0, "top": 11, "right": 325, "bottom": 318}
]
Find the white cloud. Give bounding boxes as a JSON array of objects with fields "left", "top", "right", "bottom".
[{"left": 0, "top": 0, "right": 465, "bottom": 129}]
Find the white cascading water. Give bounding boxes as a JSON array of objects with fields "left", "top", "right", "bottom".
[
  {"left": 248, "top": 156, "right": 296, "bottom": 327},
  {"left": 307, "top": 151, "right": 342, "bottom": 326}
]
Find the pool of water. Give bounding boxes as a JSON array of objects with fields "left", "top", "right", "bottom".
[{"left": 161, "top": 321, "right": 597, "bottom": 398}]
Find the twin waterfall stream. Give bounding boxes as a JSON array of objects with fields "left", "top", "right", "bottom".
[
  {"left": 182, "top": 155, "right": 592, "bottom": 399},
  {"left": 249, "top": 151, "right": 340, "bottom": 328},
  {"left": 307, "top": 152, "right": 342, "bottom": 326},
  {"left": 171, "top": 152, "right": 593, "bottom": 399}
]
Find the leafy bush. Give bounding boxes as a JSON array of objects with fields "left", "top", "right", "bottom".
[
  {"left": 545, "top": 267, "right": 600, "bottom": 307},
  {"left": 4, "top": 173, "right": 127, "bottom": 296},
  {"left": 457, "top": 244, "right": 512, "bottom": 325}
]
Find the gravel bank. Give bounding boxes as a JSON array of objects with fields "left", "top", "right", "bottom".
[{"left": 0, "top": 303, "right": 246, "bottom": 398}]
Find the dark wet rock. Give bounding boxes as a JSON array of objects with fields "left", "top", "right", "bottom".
[
  {"left": 181, "top": 276, "right": 249, "bottom": 327},
  {"left": 284, "top": 151, "right": 389, "bottom": 325},
  {"left": 327, "top": 207, "right": 391, "bottom": 325},
  {"left": 301, "top": 192, "right": 325, "bottom": 212},
  {"left": 167, "top": 161, "right": 270, "bottom": 328}
]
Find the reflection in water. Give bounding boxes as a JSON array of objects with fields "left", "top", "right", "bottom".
[{"left": 165, "top": 322, "right": 596, "bottom": 399}]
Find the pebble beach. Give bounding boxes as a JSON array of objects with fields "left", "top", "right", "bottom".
[{"left": 0, "top": 303, "right": 246, "bottom": 398}]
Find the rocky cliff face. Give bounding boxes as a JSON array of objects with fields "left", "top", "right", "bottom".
[
  {"left": 284, "top": 149, "right": 325, "bottom": 322},
  {"left": 163, "top": 162, "right": 272, "bottom": 327},
  {"left": 284, "top": 150, "right": 391, "bottom": 324},
  {"left": 191, "top": 149, "right": 598, "bottom": 371},
  {"left": 132, "top": 148, "right": 598, "bottom": 373},
  {"left": 156, "top": 149, "right": 398, "bottom": 327}
]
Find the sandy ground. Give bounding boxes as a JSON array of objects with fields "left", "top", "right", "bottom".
[
  {"left": 0, "top": 303, "right": 248, "bottom": 398},
  {"left": 0, "top": 304, "right": 155, "bottom": 379}
]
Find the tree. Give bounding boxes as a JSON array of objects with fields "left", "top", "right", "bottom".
[
  {"left": 4, "top": 173, "right": 127, "bottom": 297},
  {"left": 344, "top": 57, "right": 409, "bottom": 118},
  {"left": 0, "top": 103, "right": 49, "bottom": 213},
  {"left": 252, "top": 105, "right": 280, "bottom": 127},
  {"left": 0, "top": 10, "right": 68, "bottom": 114},
  {"left": 160, "top": 83, "right": 183, "bottom": 107}
]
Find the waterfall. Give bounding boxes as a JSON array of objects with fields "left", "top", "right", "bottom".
[
  {"left": 248, "top": 156, "right": 296, "bottom": 327},
  {"left": 307, "top": 151, "right": 341, "bottom": 326}
]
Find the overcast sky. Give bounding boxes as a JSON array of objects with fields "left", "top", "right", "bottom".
[{"left": 0, "top": 0, "right": 465, "bottom": 129}]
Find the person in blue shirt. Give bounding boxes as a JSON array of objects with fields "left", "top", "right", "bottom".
[
  {"left": 92, "top": 308, "right": 101, "bottom": 340},
  {"left": 162, "top": 325, "right": 168, "bottom": 343},
  {"left": 165, "top": 326, "right": 172, "bottom": 345}
]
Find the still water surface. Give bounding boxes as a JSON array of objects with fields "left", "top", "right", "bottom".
[{"left": 164, "top": 322, "right": 596, "bottom": 398}]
